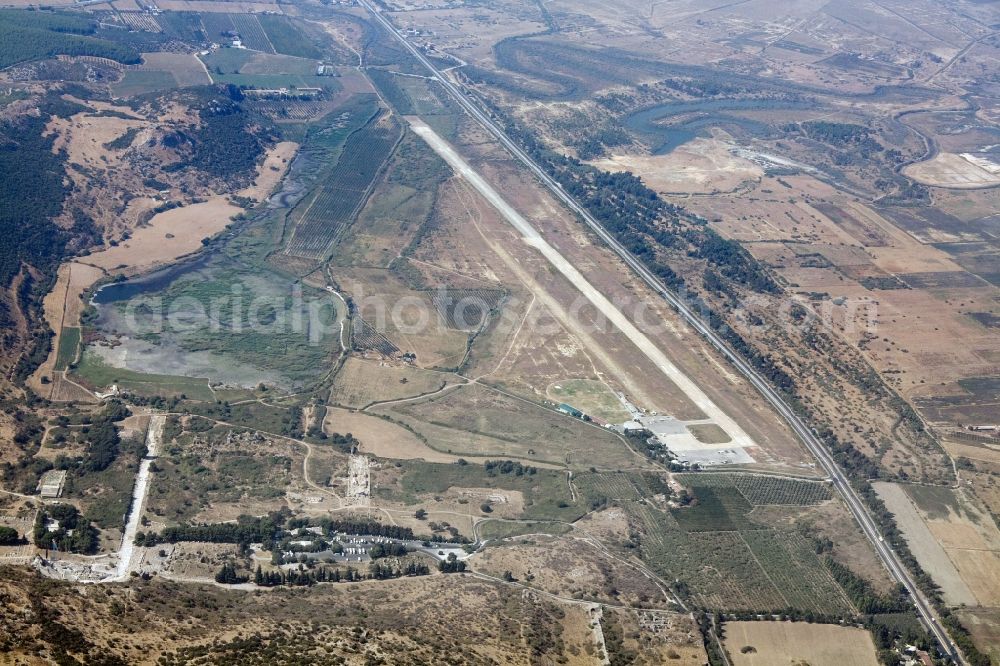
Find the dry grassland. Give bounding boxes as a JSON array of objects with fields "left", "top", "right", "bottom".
[
  {"left": 139, "top": 52, "right": 212, "bottom": 87},
  {"left": 329, "top": 357, "right": 447, "bottom": 409},
  {"left": 241, "top": 140, "right": 298, "bottom": 202},
  {"left": 82, "top": 197, "right": 241, "bottom": 272},
  {"left": 791, "top": 499, "right": 898, "bottom": 594},
  {"left": 473, "top": 534, "right": 670, "bottom": 607},
  {"left": 904, "top": 484, "right": 1000, "bottom": 606},
  {"left": 388, "top": 7, "right": 545, "bottom": 64},
  {"left": 380, "top": 383, "right": 641, "bottom": 469},
  {"left": 690, "top": 174, "right": 996, "bottom": 443},
  {"left": 29, "top": 261, "right": 104, "bottom": 396},
  {"left": 873, "top": 481, "right": 976, "bottom": 606},
  {"left": 323, "top": 406, "right": 460, "bottom": 463},
  {"left": 557, "top": 603, "right": 608, "bottom": 666},
  {"left": 546, "top": 378, "right": 630, "bottom": 423},
  {"left": 958, "top": 608, "right": 1000, "bottom": 664},
  {"left": 337, "top": 267, "right": 471, "bottom": 368},
  {"left": 410, "top": 119, "right": 809, "bottom": 470},
  {"left": 723, "top": 621, "right": 879, "bottom": 666},
  {"left": 0, "top": 568, "right": 608, "bottom": 664},
  {"left": 378, "top": 483, "right": 525, "bottom": 536}
]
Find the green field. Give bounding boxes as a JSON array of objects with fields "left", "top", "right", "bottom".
[
  {"left": 89, "top": 256, "right": 340, "bottom": 389},
  {"left": 385, "top": 384, "right": 639, "bottom": 470},
  {"left": 477, "top": 519, "right": 573, "bottom": 541},
  {"left": 143, "top": 262, "right": 337, "bottom": 383},
  {"left": 903, "top": 483, "right": 962, "bottom": 519},
  {"left": 73, "top": 350, "right": 215, "bottom": 401},
  {"left": 55, "top": 326, "right": 81, "bottom": 371},
  {"left": 112, "top": 70, "right": 178, "bottom": 97},
  {"left": 258, "top": 15, "right": 324, "bottom": 59},
  {"left": 548, "top": 379, "right": 630, "bottom": 423},
  {"left": 201, "top": 48, "right": 336, "bottom": 90},
  {"left": 285, "top": 112, "right": 401, "bottom": 260},
  {"left": 398, "top": 460, "right": 583, "bottom": 522},
  {"left": 201, "top": 47, "right": 255, "bottom": 73}
]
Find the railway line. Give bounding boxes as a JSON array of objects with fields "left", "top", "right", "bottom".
[{"left": 357, "top": 1, "right": 963, "bottom": 660}]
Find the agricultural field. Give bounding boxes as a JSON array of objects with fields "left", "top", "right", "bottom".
[
  {"left": 875, "top": 481, "right": 1000, "bottom": 607},
  {"left": 200, "top": 13, "right": 274, "bottom": 52},
  {"left": 111, "top": 69, "right": 179, "bottom": 97},
  {"left": 282, "top": 108, "right": 402, "bottom": 263},
  {"left": 723, "top": 621, "right": 879, "bottom": 666},
  {"left": 138, "top": 52, "right": 210, "bottom": 87},
  {"left": 959, "top": 608, "right": 1000, "bottom": 665},
  {"left": 53, "top": 326, "right": 80, "bottom": 371},
  {"left": 200, "top": 48, "right": 334, "bottom": 90},
  {"left": 623, "top": 476, "right": 856, "bottom": 614},
  {"left": 573, "top": 471, "right": 671, "bottom": 505},
  {"left": 321, "top": 125, "right": 458, "bottom": 294},
  {"left": 674, "top": 473, "right": 834, "bottom": 506}
]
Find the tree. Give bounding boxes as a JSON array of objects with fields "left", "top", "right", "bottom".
[
  {"left": 414, "top": 508, "right": 427, "bottom": 520},
  {"left": 439, "top": 552, "right": 466, "bottom": 574},
  {"left": 0, "top": 526, "right": 20, "bottom": 545},
  {"left": 215, "top": 562, "right": 248, "bottom": 585}
]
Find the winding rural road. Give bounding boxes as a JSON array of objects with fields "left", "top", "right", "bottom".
[{"left": 357, "top": 2, "right": 963, "bottom": 661}]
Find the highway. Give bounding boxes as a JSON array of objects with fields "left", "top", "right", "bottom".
[{"left": 357, "top": 1, "right": 961, "bottom": 661}]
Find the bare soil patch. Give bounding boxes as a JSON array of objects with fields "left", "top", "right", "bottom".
[
  {"left": 904, "top": 152, "right": 1000, "bottom": 189},
  {"left": 589, "top": 138, "right": 762, "bottom": 195},
  {"left": 240, "top": 140, "right": 298, "bottom": 202}
]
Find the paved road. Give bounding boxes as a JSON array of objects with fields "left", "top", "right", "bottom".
[
  {"left": 357, "top": 2, "right": 962, "bottom": 661},
  {"left": 115, "top": 413, "right": 164, "bottom": 581}
]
